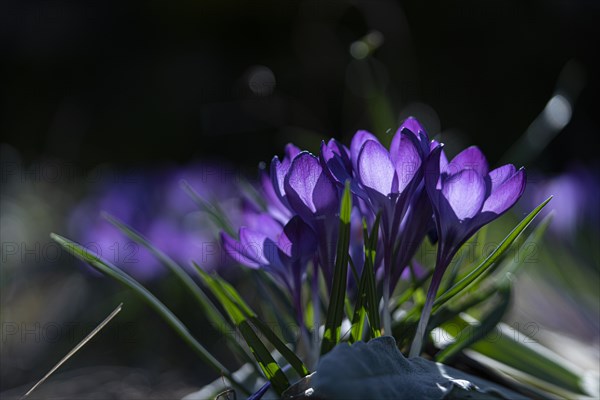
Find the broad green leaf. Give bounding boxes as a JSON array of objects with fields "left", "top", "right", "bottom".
[
  {"left": 310, "top": 336, "right": 527, "bottom": 399},
  {"left": 321, "top": 181, "right": 352, "bottom": 355},
  {"left": 49, "top": 233, "right": 247, "bottom": 394},
  {"left": 433, "top": 197, "right": 552, "bottom": 311}
]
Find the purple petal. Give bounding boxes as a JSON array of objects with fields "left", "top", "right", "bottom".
[
  {"left": 221, "top": 232, "right": 261, "bottom": 268},
  {"left": 482, "top": 168, "right": 526, "bottom": 214},
  {"left": 270, "top": 155, "right": 290, "bottom": 203},
  {"left": 398, "top": 116, "right": 430, "bottom": 152},
  {"left": 441, "top": 169, "right": 486, "bottom": 220},
  {"left": 242, "top": 211, "right": 283, "bottom": 239},
  {"left": 447, "top": 146, "right": 488, "bottom": 177},
  {"left": 357, "top": 140, "right": 397, "bottom": 196},
  {"left": 390, "top": 132, "right": 422, "bottom": 193},
  {"left": 320, "top": 139, "right": 353, "bottom": 185},
  {"left": 239, "top": 227, "right": 280, "bottom": 266},
  {"left": 259, "top": 169, "right": 291, "bottom": 223},
  {"left": 487, "top": 164, "right": 517, "bottom": 192},
  {"left": 424, "top": 145, "right": 444, "bottom": 207},
  {"left": 285, "top": 143, "right": 302, "bottom": 160},
  {"left": 399, "top": 116, "right": 426, "bottom": 137},
  {"left": 285, "top": 152, "right": 338, "bottom": 218},
  {"left": 278, "top": 216, "right": 317, "bottom": 262},
  {"left": 350, "top": 130, "right": 378, "bottom": 173}
]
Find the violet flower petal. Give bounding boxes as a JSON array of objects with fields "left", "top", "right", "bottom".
[
  {"left": 446, "top": 146, "right": 489, "bottom": 176},
  {"left": 441, "top": 169, "right": 486, "bottom": 220},
  {"left": 487, "top": 164, "right": 517, "bottom": 192},
  {"left": 284, "top": 152, "right": 339, "bottom": 221},
  {"left": 350, "top": 130, "right": 378, "bottom": 172},
  {"left": 221, "top": 232, "right": 261, "bottom": 269},
  {"left": 357, "top": 140, "right": 397, "bottom": 196},
  {"left": 481, "top": 168, "right": 526, "bottom": 214}
]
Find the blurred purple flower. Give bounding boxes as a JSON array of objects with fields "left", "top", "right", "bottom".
[
  {"left": 524, "top": 165, "right": 599, "bottom": 235},
  {"left": 69, "top": 163, "right": 241, "bottom": 281}
]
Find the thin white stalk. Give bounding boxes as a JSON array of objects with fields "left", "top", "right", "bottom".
[{"left": 21, "top": 303, "right": 123, "bottom": 399}]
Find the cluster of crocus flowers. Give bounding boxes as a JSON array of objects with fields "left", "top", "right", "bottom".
[{"left": 222, "top": 117, "right": 526, "bottom": 353}]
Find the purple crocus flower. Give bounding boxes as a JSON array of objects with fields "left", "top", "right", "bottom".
[
  {"left": 221, "top": 214, "right": 317, "bottom": 324},
  {"left": 354, "top": 119, "right": 431, "bottom": 333},
  {"left": 409, "top": 144, "right": 526, "bottom": 356},
  {"left": 269, "top": 143, "right": 302, "bottom": 215},
  {"left": 283, "top": 151, "right": 340, "bottom": 283}
]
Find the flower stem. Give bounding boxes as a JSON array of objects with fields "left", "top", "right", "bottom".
[
  {"left": 409, "top": 263, "right": 445, "bottom": 357},
  {"left": 311, "top": 261, "right": 321, "bottom": 364},
  {"left": 382, "top": 240, "right": 392, "bottom": 335}
]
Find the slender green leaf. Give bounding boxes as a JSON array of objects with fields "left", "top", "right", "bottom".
[
  {"left": 433, "top": 197, "right": 552, "bottom": 311},
  {"left": 394, "top": 269, "right": 434, "bottom": 307},
  {"left": 239, "top": 176, "right": 268, "bottom": 210},
  {"left": 469, "top": 323, "right": 585, "bottom": 396},
  {"left": 364, "top": 213, "right": 381, "bottom": 338},
  {"left": 250, "top": 317, "right": 309, "bottom": 377},
  {"left": 321, "top": 181, "right": 352, "bottom": 355},
  {"left": 238, "top": 321, "right": 290, "bottom": 395},
  {"left": 194, "top": 266, "right": 287, "bottom": 393},
  {"left": 349, "top": 264, "right": 368, "bottom": 343},
  {"left": 103, "top": 212, "right": 226, "bottom": 325},
  {"left": 194, "top": 265, "right": 309, "bottom": 379},
  {"left": 49, "top": 233, "right": 247, "bottom": 394},
  {"left": 212, "top": 275, "right": 308, "bottom": 377},
  {"left": 435, "top": 283, "right": 512, "bottom": 362},
  {"left": 180, "top": 179, "right": 235, "bottom": 236}
]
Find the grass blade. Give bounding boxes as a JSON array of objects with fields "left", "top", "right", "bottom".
[
  {"left": 22, "top": 303, "right": 122, "bottom": 399},
  {"left": 250, "top": 317, "right": 310, "bottom": 377},
  {"left": 194, "top": 266, "right": 310, "bottom": 392},
  {"left": 103, "top": 213, "right": 259, "bottom": 371},
  {"left": 49, "top": 233, "right": 246, "bottom": 393},
  {"left": 432, "top": 196, "right": 552, "bottom": 311},
  {"left": 435, "top": 283, "right": 512, "bottom": 362},
  {"left": 180, "top": 179, "right": 235, "bottom": 236},
  {"left": 238, "top": 321, "right": 290, "bottom": 395},
  {"left": 321, "top": 181, "right": 352, "bottom": 355},
  {"left": 198, "top": 266, "right": 309, "bottom": 377},
  {"left": 364, "top": 214, "right": 381, "bottom": 338}
]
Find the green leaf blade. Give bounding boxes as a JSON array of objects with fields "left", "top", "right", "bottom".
[
  {"left": 321, "top": 181, "right": 353, "bottom": 355},
  {"left": 433, "top": 196, "right": 552, "bottom": 311},
  {"left": 49, "top": 233, "right": 245, "bottom": 392}
]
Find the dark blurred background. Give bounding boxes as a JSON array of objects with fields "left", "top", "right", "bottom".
[
  {"left": 1, "top": 0, "right": 599, "bottom": 398},
  {"left": 2, "top": 0, "right": 599, "bottom": 170}
]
